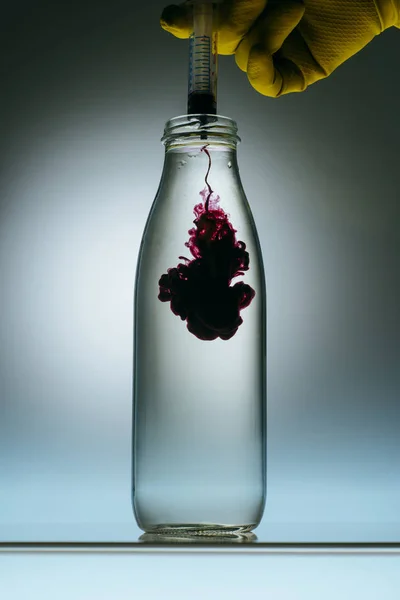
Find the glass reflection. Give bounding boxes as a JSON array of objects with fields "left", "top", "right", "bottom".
[{"left": 138, "top": 532, "right": 258, "bottom": 544}]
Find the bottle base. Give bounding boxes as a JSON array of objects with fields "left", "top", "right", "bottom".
[{"left": 139, "top": 523, "right": 257, "bottom": 540}]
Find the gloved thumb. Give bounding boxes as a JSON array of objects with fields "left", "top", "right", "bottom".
[{"left": 161, "top": 3, "right": 192, "bottom": 39}]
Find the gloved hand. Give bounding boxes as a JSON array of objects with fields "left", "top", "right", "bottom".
[{"left": 160, "top": 0, "right": 400, "bottom": 97}]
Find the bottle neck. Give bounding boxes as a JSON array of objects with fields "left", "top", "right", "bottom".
[
  {"left": 159, "top": 143, "right": 240, "bottom": 208},
  {"left": 164, "top": 142, "right": 237, "bottom": 157},
  {"left": 163, "top": 136, "right": 238, "bottom": 155},
  {"left": 160, "top": 115, "right": 240, "bottom": 188},
  {"left": 162, "top": 115, "right": 240, "bottom": 153}
]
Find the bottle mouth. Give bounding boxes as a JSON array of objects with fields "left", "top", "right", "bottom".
[{"left": 162, "top": 114, "right": 240, "bottom": 148}]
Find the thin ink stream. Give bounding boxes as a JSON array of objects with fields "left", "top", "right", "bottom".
[
  {"left": 201, "top": 144, "right": 213, "bottom": 211},
  {"left": 178, "top": 145, "right": 212, "bottom": 265}
]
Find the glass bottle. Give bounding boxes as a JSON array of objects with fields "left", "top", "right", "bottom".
[{"left": 132, "top": 114, "right": 266, "bottom": 536}]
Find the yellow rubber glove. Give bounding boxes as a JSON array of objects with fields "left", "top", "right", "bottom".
[{"left": 160, "top": 0, "right": 400, "bottom": 97}]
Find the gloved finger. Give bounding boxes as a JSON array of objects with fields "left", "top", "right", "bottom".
[
  {"left": 247, "top": 25, "right": 328, "bottom": 97},
  {"left": 247, "top": 45, "right": 306, "bottom": 97},
  {"left": 235, "top": 0, "right": 305, "bottom": 71},
  {"left": 160, "top": 0, "right": 268, "bottom": 54},
  {"left": 217, "top": 0, "right": 268, "bottom": 55}
]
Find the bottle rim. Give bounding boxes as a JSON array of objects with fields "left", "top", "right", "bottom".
[{"left": 162, "top": 114, "right": 241, "bottom": 147}]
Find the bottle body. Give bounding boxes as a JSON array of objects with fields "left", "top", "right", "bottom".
[{"left": 132, "top": 116, "right": 266, "bottom": 535}]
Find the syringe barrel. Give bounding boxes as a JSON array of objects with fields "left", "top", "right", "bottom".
[{"left": 187, "top": 1, "right": 220, "bottom": 115}]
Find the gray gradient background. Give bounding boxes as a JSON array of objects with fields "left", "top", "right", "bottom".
[{"left": 0, "top": 0, "right": 399, "bottom": 542}]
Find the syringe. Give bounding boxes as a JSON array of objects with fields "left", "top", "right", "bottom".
[{"left": 187, "top": 0, "right": 221, "bottom": 116}]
